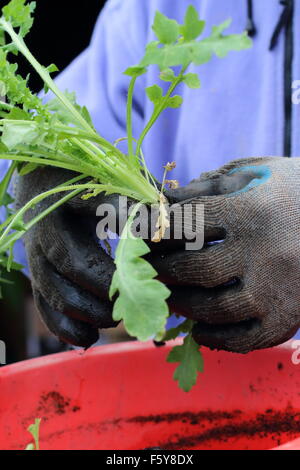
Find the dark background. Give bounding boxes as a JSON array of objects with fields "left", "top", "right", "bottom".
[
  {"left": 0, "top": 0, "right": 107, "bottom": 364},
  {"left": 16, "top": 0, "right": 107, "bottom": 91}
]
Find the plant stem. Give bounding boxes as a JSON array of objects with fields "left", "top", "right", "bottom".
[
  {"left": 136, "top": 66, "right": 187, "bottom": 157},
  {"left": 0, "top": 153, "right": 89, "bottom": 174},
  {"left": 126, "top": 77, "right": 137, "bottom": 162},
  {"left": 0, "top": 160, "right": 17, "bottom": 204}
]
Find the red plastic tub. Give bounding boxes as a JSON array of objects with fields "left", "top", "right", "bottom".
[{"left": 0, "top": 339, "right": 300, "bottom": 450}]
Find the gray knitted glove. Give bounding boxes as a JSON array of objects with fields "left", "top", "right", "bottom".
[{"left": 154, "top": 157, "right": 300, "bottom": 353}]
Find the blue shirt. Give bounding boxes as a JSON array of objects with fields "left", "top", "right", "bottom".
[{"left": 2, "top": 0, "right": 300, "bottom": 336}]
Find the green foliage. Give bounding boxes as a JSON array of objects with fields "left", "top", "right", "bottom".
[
  {"left": 179, "top": 5, "right": 205, "bottom": 41},
  {"left": 140, "top": 14, "right": 251, "bottom": 70},
  {"left": 2, "top": 0, "right": 36, "bottom": 39},
  {"left": 25, "top": 418, "right": 41, "bottom": 450},
  {"left": 183, "top": 72, "right": 201, "bottom": 89},
  {"left": 109, "top": 206, "right": 170, "bottom": 341},
  {"left": 0, "top": 1, "right": 252, "bottom": 392},
  {"left": 163, "top": 318, "right": 194, "bottom": 341},
  {"left": 167, "top": 334, "right": 204, "bottom": 392},
  {"left": 2, "top": 120, "right": 41, "bottom": 149},
  {"left": 152, "top": 11, "right": 179, "bottom": 45}
]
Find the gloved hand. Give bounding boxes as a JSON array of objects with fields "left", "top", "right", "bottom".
[
  {"left": 15, "top": 167, "right": 121, "bottom": 347},
  {"left": 15, "top": 160, "right": 253, "bottom": 348},
  {"left": 16, "top": 165, "right": 230, "bottom": 347},
  {"left": 153, "top": 157, "right": 300, "bottom": 353}
]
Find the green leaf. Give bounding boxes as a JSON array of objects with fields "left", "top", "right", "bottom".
[
  {"left": 0, "top": 50, "right": 48, "bottom": 116},
  {"left": 146, "top": 84, "right": 163, "bottom": 104},
  {"left": 167, "top": 334, "right": 204, "bottom": 392},
  {"left": 179, "top": 5, "right": 205, "bottom": 41},
  {"left": 45, "top": 63, "right": 59, "bottom": 74},
  {"left": 25, "top": 418, "right": 41, "bottom": 450},
  {"left": 1, "top": 192, "right": 14, "bottom": 206},
  {"left": 183, "top": 72, "right": 201, "bottom": 89},
  {"left": 2, "top": 0, "right": 36, "bottom": 39},
  {"left": 10, "top": 216, "right": 25, "bottom": 231},
  {"left": 160, "top": 68, "right": 176, "bottom": 82},
  {"left": 124, "top": 65, "right": 147, "bottom": 77},
  {"left": 0, "top": 29, "right": 5, "bottom": 47},
  {"left": 0, "top": 80, "right": 7, "bottom": 96},
  {"left": 109, "top": 206, "right": 170, "bottom": 341},
  {"left": 81, "top": 106, "right": 94, "bottom": 128},
  {"left": 47, "top": 90, "right": 94, "bottom": 128},
  {"left": 141, "top": 18, "right": 252, "bottom": 70},
  {"left": 152, "top": 11, "right": 179, "bottom": 44},
  {"left": 0, "top": 254, "right": 23, "bottom": 272},
  {"left": 6, "top": 106, "right": 30, "bottom": 120},
  {"left": 43, "top": 64, "right": 59, "bottom": 93},
  {"left": 166, "top": 95, "right": 183, "bottom": 108},
  {"left": 1, "top": 120, "right": 41, "bottom": 150},
  {"left": 18, "top": 162, "right": 38, "bottom": 176},
  {"left": 163, "top": 319, "right": 193, "bottom": 341}
]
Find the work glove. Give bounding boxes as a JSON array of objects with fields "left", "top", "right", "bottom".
[
  {"left": 15, "top": 159, "right": 252, "bottom": 348},
  {"left": 17, "top": 166, "right": 241, "bottom": 347},
  {"left": 16, "top": 158, "right": 287, "bottom": 354},
  {"left": 153, "top": 157, "right": 300, "bottom": 354},
  {"left": 15, "top": 167, "right": 119, "bottom": 347}
]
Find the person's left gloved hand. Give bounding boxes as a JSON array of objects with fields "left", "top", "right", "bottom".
[{"left": 153, "top": 157, "right": 300, "bottom": 353}]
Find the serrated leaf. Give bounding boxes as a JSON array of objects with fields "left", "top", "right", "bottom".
[
  {"left": 160, "top": 68, "right": 176, "bottom": 82},
  {"left": 6, "top": 107, "right": 30, "bottom": 120},
  {"left": 166, "top": 95, "right": 183, "bottom": 108},
  {"left": 163, "top": 319, "right": 193, "bottom": 341},
  {"left": 141, "top": 19, "right": 252, "bottom": 70},
  {"left": 2, "top": 0, "right": 36, "bottom": 39},
  {"left": 0, "top": 49, "right": 47, "bottom": 115},
  {"left": 152, "top": 11, "right": 179, "bottom": 45},
  {"left": 124, "top": 65, "right": 147, "bottom": 77},
  {"left": 167, "top": 334, "right": 204, "bottom": 392},
  {"left": 183, "top": 72, "right": 201, "bottom": 89},
  {"left": 109, "top": 207, "right": 170, "bottom": 341},
  {"left": 179, "top": 5, "right": 205, "bottom": 41},
  {"left": 47, "top": 90, "right": 95, "bottom": 127},
  {"left": 146, "top": 84, "right": 163, "bottom": 104},
  {"left": 211, "top": 18, "right": 231, "bottom": 37}
]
